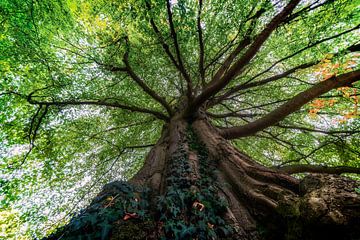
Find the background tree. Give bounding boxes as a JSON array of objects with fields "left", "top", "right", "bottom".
[{"left": 1, "top": 0, "right": 360, "bottom": 239}]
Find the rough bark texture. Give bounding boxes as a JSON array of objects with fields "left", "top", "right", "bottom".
[{"left": 44, "top": 117, "right": 360, "bottom": 240}]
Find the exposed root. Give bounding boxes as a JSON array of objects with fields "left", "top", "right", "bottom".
[{"left": 44, "top": 118, "right": 360, "bottom": 240}]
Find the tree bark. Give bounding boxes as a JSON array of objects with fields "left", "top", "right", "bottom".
[{"left": 44, "top": 117, "right": 360, "bottom": 240}]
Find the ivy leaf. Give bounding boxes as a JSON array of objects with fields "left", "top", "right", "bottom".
[{"left": 180, "top": 225, "right": 196, "bottom": 238}]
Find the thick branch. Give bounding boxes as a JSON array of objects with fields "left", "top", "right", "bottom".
[
  {"left": 246, "top": 26, "right": 360, "bottom": 85},
  {"left": 145, "top": 1, "right": 182, "bottom": 76},
  {"left": 210, "top": 37, "right": 251, "bottom": 87},
  {"left": 197, "top": 0, "right": 205, "bottom": 86},
  {"left": 96, "top": 41, "right": 174, "bottom": 116},
  {"left": 211, "top": 62, "right": 314, "bottom": 107},
  {"left": 203, "top": 7, "right": 265, "bottom": 73},
  {"left": 282, "top": 0, "right": 335, "bottom": 25},
  {"left": 277, "top": 164, "right": 360, "bottom": 175},
  {"left": 209, "top": 8, "right": 266, "bottom": 86},
  {"left": 220, "top": 69, "right": 360, "bottom": 139},
  {"left": 166, "top": 0, "right": 193, "bottom": 99},
  {"left": 123, "top": 48, "right": 173, "bottom": 116},
  {"left": 187, "top": 0, "right": 300, "bottom": 114},
  {"left": 27, "top": 98, "right": 169, "bottom": 121},
  {"left": 211, "top": 42, "right": 360, "bottom": 107}
]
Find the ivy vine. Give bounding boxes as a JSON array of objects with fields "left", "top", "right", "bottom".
[
  {"left": 44, "top": 127, "right": 232, "bottom": 240},
  {"left": 156, "top": 127, "right": 232, "bottom": 240},
  {"left": 43, "top": 181, "right": 150, "bottom": 240}
]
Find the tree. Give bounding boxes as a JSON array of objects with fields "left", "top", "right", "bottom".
[{"left": 1, "top": 0, "right": 360, "bottom": 239}]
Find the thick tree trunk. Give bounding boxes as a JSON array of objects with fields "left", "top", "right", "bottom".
[{"left": 44, "top": 117, "right": 360, "bottom": 240}]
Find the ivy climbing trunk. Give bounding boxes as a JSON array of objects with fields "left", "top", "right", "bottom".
[
  {"left": 127, "top": 117, "right": 360, "bottom": 239},
  {"left": 45, "top": 116, "right": 360, "bottom": 240}
]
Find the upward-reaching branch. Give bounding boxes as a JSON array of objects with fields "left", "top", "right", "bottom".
[
  {"left": 220, "top": 69, "right": 360, "bottom": 139},
  {"left": 282, "top": 0, "right": 336, "bottom": 26},
  {"left": 187, "top": 0, "right": 301, "bottom": 114},
  {"left": 145, "top": 1, "right": 182, "bottom": 78},
  {"left": 203, "top": 6, "right": 265, "bottom": 74},
  {"left": 166, "top": 0, "right": 193, "bottom": 99},
  {"left": 122, "top": 39, "right": 174, "bottom": 116},
  {"left": 244, "top": 25, "right": 360, "bottom": 86},
  {"left": 209, "top": 7, "right": 265, "bottom": 86},
  {"left": 209, "top": 41, "right": 360, "bottom": 108},
  {"left": 209, "top": 62, "right": 315, "bottom": 107},
  {"left": 94, "top": 39, "right": 174, "bottom": 116},
  {"left": 197, "top": 0, "right": 205, "bottom": 86}
]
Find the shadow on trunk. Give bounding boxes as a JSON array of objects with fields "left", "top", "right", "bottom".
[{"left": 43, "top": 118, "right": 360, "bottom": 240}]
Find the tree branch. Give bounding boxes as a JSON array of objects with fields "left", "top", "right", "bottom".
[
  {"left": 15, "top": 105, "right": 49, "bottom": 168},
  {"left": 197, "top": 0, "right": 205, "bottom": 86},
  {"left": 282, "top": 0, "right": 335, "bottom": 26},
  {"left": 246, "top": 26, "right": 360, "bottom": 85},
  {"left": 207, "top": 111, "right": 261, "bottom": 119},
  {"left": 145, "top": 1, "right": 182, "bottom": 75},
  {"left": 210, "top": 37, "right": 251, "bottom": 88},
  {"left": 210, "top": 62, "right": 315, "bottom": 107},
  {"left": 122, "top": 40, "right": 173, "bottom": 116},
  {"left": 211, "top": 42, "right": 360, "bottom": 107},
  {"left": 276, "top": 124, "right": 360, "bottom": 136},
  {"left": 208, "top": 7, "right": 267, "bottom": 85},
  {"left": 187, "top": 0, "right": 300, "bottom": 114},
  {"left": 220, "top": 69, "right": 360, "bottom": 139},
  {"left": 276, "top": 164, "right": 360, "bottom": 175},
  {"left": 166, "top": 0, "right": 193, "bottom": 99},
  {"left": 203, "top": 7, "right": 265, "bottom": 73},
  {"left": 99, "top": 37, "right": 173, "bottom": 116},
  {"left": 27, "top": 98, "right": 169, "bottom": 121}
]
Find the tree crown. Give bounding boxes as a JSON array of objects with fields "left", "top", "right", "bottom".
[{"left": 0, "top": 0, "right": 359, "bottom": 238}]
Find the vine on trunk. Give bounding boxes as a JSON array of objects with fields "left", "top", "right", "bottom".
[
  {"left": 43, "top": 126, "right": 234, "bottom": 240},
  {"left": 155, "top": 127, "right": 232, "bottom": 239},
  {"left": 43, "top": 182, "right": 151, "bottom": 240}
]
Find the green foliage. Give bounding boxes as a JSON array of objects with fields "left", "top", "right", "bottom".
[{"left": 0, "top": 0, "right": 359, "bottom": 238}]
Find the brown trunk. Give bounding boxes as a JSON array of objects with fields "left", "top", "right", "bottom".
[
  {"left": 44, "top": 117, "right": 360, "bottom": 240},
  {"left": 191, "top": 119, "right": 360, "bottom": 239}
]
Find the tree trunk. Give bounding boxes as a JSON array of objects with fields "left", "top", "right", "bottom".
[{"left": 44, "top": 117, "right": 360, "bottom": 240}]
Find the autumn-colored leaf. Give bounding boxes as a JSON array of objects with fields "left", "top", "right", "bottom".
[
  {"left": 123, "top": 212, "right": 138, "bottom": 221},
  {"left": 308, "top": 98, "right": 341, "bottom": 118},
  {"left": 323, "top": 73, "right": 335, "bottom": 80},
  {"left": 310, "top": 99, "right": 325, "bottom": 108},
  {"left": 207, "top": 223, "right": 214, "bottom": 229},
  {"left": 192, "top": 201, "right": 205, "bottom": 211},
  {"left": 328, "top": 99, "right": 337, "bottom": 106}
]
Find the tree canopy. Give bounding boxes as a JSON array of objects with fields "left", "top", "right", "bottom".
[{"left": 0, "top": 0, "right": 359, "bottom": 238}]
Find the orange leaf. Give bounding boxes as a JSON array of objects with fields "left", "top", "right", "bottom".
[
  {"left": 123, "top": 212, "right": 138, "bottom": 221},
  {"left": 328, "top": 99, "right": 337, "bottom": 106},
  {"left": 310, "top": 99, "right": 325, "bottom": 108},
  {"left": 333, "top": 63, "right": 340, "bottom": 68},
  {"left": 323, "top": 73, "right": 335, "bottom": 80},
  {"left": 308, "top": 108, "right": 320, "bottom": 118}
]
